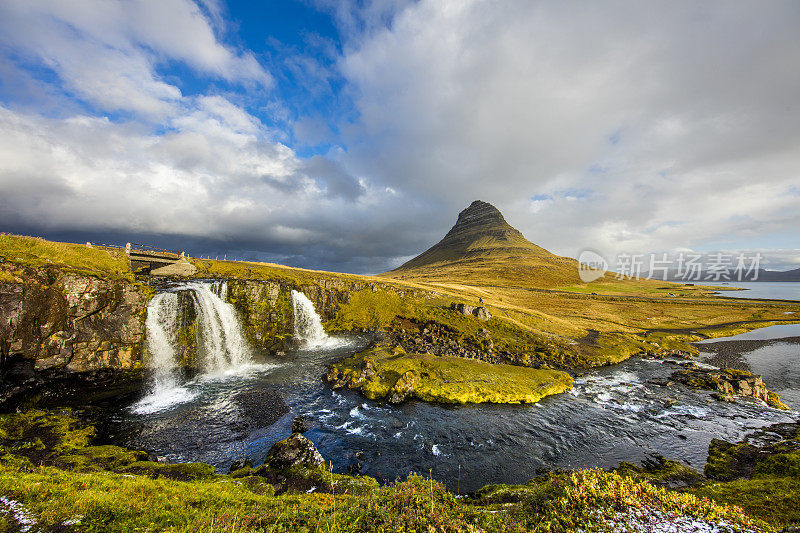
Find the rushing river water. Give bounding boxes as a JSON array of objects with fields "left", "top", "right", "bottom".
[{"left": 104, "top": 282, "right": 800, "bottom": 493}]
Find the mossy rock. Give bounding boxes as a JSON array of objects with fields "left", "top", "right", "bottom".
[
  {"left": 237, "top": 475, "right": 276, "bottom": 496},
  {"left": 56, "top": 445, "right": 148, "bottom": 471},
  {"left": 122, "top": 460, "right": 215, "bottom": 481},
  {"left": 753, "top": 452, "right": 800, "bottom": 478},
  {"left": 329, "top": 343, "right": 573, "bottom": 405},
  {"left": 615, "top": 456, "right": 704, "bottom": 488},
  {"left": 229, "top": 466, "right": 254, "bottom": 478}
]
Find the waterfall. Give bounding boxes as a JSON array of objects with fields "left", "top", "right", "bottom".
[
  {"left": 134, "top": 292, "right": 196, "bottom": 414},
  {"left": 145, "top": 292, "right": 180, "bottom": 390},
  {"left": 133, "top": 281, "right": 253, "bottom": 414},
  {"left": 190, "top": 283, "right": 251, "bottom": 373},
  {"left": 291, "top": 290, "right": 343, "bottom": 349}
]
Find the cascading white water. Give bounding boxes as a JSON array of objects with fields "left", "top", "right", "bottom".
[
  {"left": 291, "top": 289, "right": 347, "bottom": 349},
  {"left": 133, "top": 281, "right": 253, "bottom": 414},
  {"left": 145, "top": 292, "right": 180, "bottom": 390},
  {"left": 190, "top": 283, "right": 251, "bottom": 373},
  {"left": 134, "top": 292, "right": 196, "bottom": 414}
]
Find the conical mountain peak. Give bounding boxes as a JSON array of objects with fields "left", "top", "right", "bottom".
[
  {"left": 443, "top": 200, "right": 522, "bottom": 243},
  {"left": 385, "top": 200, "right": 580, "bottom": 288}
]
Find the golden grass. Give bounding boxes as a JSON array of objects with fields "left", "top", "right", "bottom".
[{"left": 0, "top": 234, "right": 131, "bottom": 279}]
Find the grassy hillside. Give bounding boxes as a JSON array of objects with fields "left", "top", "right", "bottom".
[
  {"left": 2, "top": 232, "right": 797, "bottom": 369},
  {"left": 0, "top": 234, "right": 132, "bottom": 280}
]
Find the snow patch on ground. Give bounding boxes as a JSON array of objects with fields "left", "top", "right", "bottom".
[{"left": 0, "top": 496, "right": 37, "bottom": 532}]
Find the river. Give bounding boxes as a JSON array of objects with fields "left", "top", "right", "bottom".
[{"left": 98, "top": 282, "right": 800, "bottom": 493}]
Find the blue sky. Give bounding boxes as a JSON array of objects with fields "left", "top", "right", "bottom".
[{"left": 0, "top": 0, "right": 798, "bottom": 273}]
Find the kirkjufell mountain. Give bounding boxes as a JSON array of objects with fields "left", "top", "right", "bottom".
[{"left": 384, "top": 200, "right": 583, "bottom": 288}]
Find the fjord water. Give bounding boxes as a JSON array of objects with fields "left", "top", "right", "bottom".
[
  {"left": 119, "top": 284, "right": 800, "bottom": 493},
  {"left": 714, "top": 281, "right": 800, "bottom": 301}
]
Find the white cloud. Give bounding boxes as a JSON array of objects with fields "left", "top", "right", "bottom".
[
  {"left": 0, "top": 0, "right": 271, "bottom": 118},
  {"left": 336, "top": 0, "right": 800, "bottom": 266}
]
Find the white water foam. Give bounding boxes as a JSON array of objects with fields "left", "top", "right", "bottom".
[
  {"left": 191, "top": 282, "right": 251, "bottom": 373},
  {"left": 291, "top": 290, "right": 351, "bottom": 349},
  {"left": 133, "top": 282, "right": 255, "bottom": 414}
]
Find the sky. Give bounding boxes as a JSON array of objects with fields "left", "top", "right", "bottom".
[{"left": 0, "top": 0, "right": 798, "bottom": 274}]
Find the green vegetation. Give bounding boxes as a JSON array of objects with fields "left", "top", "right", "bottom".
[
  {"left": 614, "top": 456, "right": 706, "bottom": 488},
  {"left": 683, "top": 423, "right": 800, "bottom": 529},
  {"left": 690, "top": 477, "right": 800, "bottom": 528},
  {"left": 328, "top": 344, "right": 573, "bottom": 404},
  {"left": 0, "top": 409, "right": 769, "bottom": 532},
  {"left": 0, "top": 233, "right": 132, "bottom": 279}
]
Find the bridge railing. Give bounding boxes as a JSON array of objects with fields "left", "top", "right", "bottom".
[{"left": 126, "top": 243, "right": 183, "bottom": 256}]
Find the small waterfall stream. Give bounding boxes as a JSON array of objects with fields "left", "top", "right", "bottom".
[
  {"left": 134, "top": 281, "right": 253, "bottom": 414},
  {"left": 291, "top": 290, "right": 350, "bottom": 349},
  {"left": 291, "top": 290, "right": 329, "bottom": 347},
  {"left": 144, "top": 292, "right": 181, "bottom": 393},
  {"left": 190, "top": 283, "right": 251, "bottom": 373}
]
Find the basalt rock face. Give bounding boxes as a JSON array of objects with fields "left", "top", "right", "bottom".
[
  {"left": 0, "top": 267, "right": 149, "bottom": 405},
  {"left": 226, "top": 277, "right": 417, "bottom": 353}
]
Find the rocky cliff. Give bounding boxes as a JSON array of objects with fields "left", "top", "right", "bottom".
[
  {"left": 226, "top": 277, "right": 416, "bottom": 353},
  {"left": 0, "top": 265, "right": 150, "bottom": 404}
]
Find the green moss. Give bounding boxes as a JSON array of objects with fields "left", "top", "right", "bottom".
[
  {"left": 753, "top": 453, "right": 800, "bottom": 478},
  {"left": 330, "top": 344, "right": 573, "bottom": 405},
  {"left": 56, "top": 445, "right": 148, "bottom": 471},
  {"left": 704, "top": 439, "right": 750, "bottom": 481},
  {"left": 615, "top": 456, "right": 705, "bottom": 488},
  {"left": 328, "top": 289, "right": 406, "bottom": 331},
  {"left": 0, "top": 410, "right": 95, "bottom": 460},
  {"left": 123, "top": 461, "right": 216, "bottom": 481},
  {"left": 690, "top": 476, "right": 800, "bottom": 528}
]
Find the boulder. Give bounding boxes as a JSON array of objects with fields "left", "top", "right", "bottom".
[
  {"left": 228, "top": 458, "right": 252, "bottom": 474},
  {"left": 387, "top": 370, "right": 419, "bottom": 404},
  {"left": 672, "top": 367, "right": 788, "bottom": 410},
  {"left": 264, "top": 433, "right": 326, "bottom": 470},
  {"left": 474, "top": 307, "right": 492, "bottom": 321},
  {"left": 450, "top": 302, "right": 492, "bottom": 321},
  {"left": 292, "top": 415, "right": 310, "bottom": 434}
]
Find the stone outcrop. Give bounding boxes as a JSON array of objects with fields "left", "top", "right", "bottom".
[
  {"left": 671, "top": 365, "right": 788, "bottom": 410},
  {"left": 387, "top": 370, "right": 420, "bottom": 404},
  {"left": 1, "top": 267, "right": 148, "bottom": 374},
  {"left": 1, "top": 267, "right": 149, "bottom": 405},
  {"left": 387, "top": 317, "right": 550, "bottom": 368},
  {"left": 263, "top": 432, "right": 326, "bottom": 470},
  {"left": 450, "top": 302, "right": 492, "bottom": 321}
]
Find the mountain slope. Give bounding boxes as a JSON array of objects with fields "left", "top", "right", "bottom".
[{"left": 384, "top": 200, "right": 582, "bottom": 288}]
